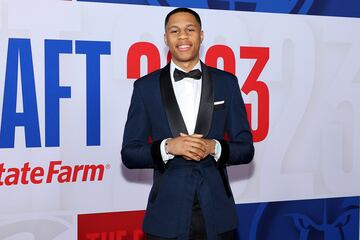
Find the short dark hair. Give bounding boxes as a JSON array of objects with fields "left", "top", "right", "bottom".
[{"left": 165, "top": 8, "right": 202, "bottom": 29}]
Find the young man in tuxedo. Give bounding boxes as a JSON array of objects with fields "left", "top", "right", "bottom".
[{"left": 121, "top": 7, "right": 254, "bottom": 240}]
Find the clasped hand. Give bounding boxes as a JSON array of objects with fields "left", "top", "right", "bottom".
[{"left": 166, "top": 133, "right": 216, "bottom": 161}]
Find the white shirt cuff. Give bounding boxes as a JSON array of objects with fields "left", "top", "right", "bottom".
[
  {"left": 211, "top": 139, "right": 222, "bottom": 161},
  {"left": 160, "top": 138, "right": 175, "bottom": 163}
]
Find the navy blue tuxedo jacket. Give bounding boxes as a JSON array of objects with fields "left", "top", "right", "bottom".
[{"left": 121, "top": 62, "right": 254, "bottom": 239}]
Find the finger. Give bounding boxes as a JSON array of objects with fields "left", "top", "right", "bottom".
[
  {"left": 183, "top": 146, "right": 203, "bottom": 160},
  {"left": 180, "top": 133, "right": 188, "bottom": 137},
  {"left": 184, "top": 136, "right": 207, "bottom": 146},
  {"left": 184, "top": 152, "right": 201, "bottom": 161},
  {"left": 183, "top": 156, "right": 192, "bottom": 161},
  {"left": 190, "top": 134, "right": 203, "bottom": 138},
  {"left": 189, "top": 142, "right": 207, "bottom": 154},
  {"left": 192, "top": 144, "right": 210, "bottom": 159},
  {"left": 184, "top": 140, "right": 206, "bottom": 153},
  {"left": 190, "top": 142, "right": 207, "bottom": 154},
  {"left": 187, "top": 146, "right": 206, "bottom": 159}
]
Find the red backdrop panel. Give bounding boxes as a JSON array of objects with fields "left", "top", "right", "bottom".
[{"left": 78, "top": 210, "right": 146, "bottom": 240}]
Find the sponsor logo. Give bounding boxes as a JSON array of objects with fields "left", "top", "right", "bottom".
[{"left": 0, "top": 160, "right": 108, "bottom": 186}]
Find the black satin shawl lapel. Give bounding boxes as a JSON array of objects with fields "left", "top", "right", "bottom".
[
  {"left": 159, "top": 63, "right": 188, "bottom": 137},
  {"left": 194, "top": 62, "right": 214, "bottom": 136}
]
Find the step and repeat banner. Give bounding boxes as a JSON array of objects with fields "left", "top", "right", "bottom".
[{"left": 0, "top": 0, "right": 359, "bottom": 239}]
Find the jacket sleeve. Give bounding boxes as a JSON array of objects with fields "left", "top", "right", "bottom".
[
  {"left": 216, "top": 76, "right": 255, "bottom": 168},
  {"left": 121, "top": 82, "right": 165, "bottom": 172}
]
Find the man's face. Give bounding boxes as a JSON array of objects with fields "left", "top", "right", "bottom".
[{"left": 164, "top": 12, "right": 204, "bottom": 70}]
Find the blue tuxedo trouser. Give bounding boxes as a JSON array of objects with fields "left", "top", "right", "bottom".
[{"left": 146, "top": 195, "right": 236, "bottom": 240}]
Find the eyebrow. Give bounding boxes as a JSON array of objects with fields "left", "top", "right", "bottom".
[{"left": 167, "top": 24, "right": 198, "bottom": 29}]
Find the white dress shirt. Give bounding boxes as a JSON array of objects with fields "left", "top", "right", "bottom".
[{"left": 160, "top": 60, "right": 221, "bottom": 162}]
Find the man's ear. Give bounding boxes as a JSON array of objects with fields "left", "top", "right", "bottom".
[
  {"left": 164, "top": 34, "right": 168, "bottom": 46},
  {"left": 200, "top": 31, "right": 204, "bottom": 43}
]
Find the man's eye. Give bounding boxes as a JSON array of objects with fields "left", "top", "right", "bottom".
[
  {"left": 188, "top": 29, "right": 195, "bottom": 32},
  {"left": 170, "top": 30, "right": 178, "bottom": 33}
]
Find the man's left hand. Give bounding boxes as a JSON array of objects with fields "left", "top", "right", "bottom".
[{"left": 180, "top": 133, "right": 216, "bottom": 160}]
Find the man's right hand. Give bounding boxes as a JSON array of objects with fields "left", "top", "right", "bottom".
[{"left": 166, "top": 133, "right": 206, "bottom": 161}]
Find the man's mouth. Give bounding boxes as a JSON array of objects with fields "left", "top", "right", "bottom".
[{"left": 177, "top": 44, "right": 191, "bottom": 52}]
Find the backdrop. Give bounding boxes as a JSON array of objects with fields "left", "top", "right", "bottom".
[{"left": 0, "top": 0, "right": 359, "bottom": 239}]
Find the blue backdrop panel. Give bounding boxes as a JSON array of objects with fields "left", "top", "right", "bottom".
[
  {"left": 77, "top": 0, "right": 360, "bottom": 18},
  {"left": 236, "top": 196, "right": 360, "bottom": 240}
]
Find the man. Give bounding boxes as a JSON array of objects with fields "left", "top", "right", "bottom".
[{"left": 121, "top": 7, "right": 254, "bottom": 240}]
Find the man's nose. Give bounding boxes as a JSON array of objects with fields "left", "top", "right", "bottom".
[{"left": 178, "top": 30, "right": 189, "bottom": 39}]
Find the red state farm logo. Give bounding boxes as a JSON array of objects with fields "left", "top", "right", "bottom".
[
  {"left": 78, "top": 210, "right": 146, "bottom": 240},
  {"left": 0, "top": 160, "right": 107, "bottom": 186}
]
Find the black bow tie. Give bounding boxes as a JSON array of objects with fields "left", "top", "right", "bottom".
[{"left": 173, "top": 68, "right": 202, "bottom": 82}]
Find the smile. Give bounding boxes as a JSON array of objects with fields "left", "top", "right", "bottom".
[{"left": 177, "top": 44, "right": 191, "bottom": 52}]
